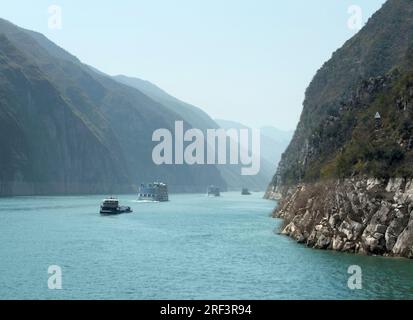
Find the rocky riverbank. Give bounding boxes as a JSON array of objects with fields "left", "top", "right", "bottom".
[{"left": 265, "top": 178, "right": 413, "bottom": 259}]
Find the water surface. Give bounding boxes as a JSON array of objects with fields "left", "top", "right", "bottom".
[{"left": 0, "top": 192, "right": 412, "bottom": 299}]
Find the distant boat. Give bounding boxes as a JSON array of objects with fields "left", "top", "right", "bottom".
[
  {"left": 100, "top": 197, "right": 132, "bottom": 215},
  {"left": 207, "top": 185, "right": 220, "bottom": 197},
  {"left": 241, "top": 188, "right": 251, "bottom": 195},
  {"left": 138, "top": 182, "right": 169, "bottom": 202}
]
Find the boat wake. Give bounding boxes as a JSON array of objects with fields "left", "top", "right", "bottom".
[{"left": 131, "top": 200, "right": 160, "bottom": 204}]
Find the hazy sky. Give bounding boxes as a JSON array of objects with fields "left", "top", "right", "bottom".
[{"left": 2, "top": 0, "right": 386, "bottom": 130}]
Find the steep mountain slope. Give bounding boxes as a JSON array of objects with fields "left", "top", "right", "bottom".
[
  {"left": 0, "top": 18, "right": 226, "bottom": 195},
  {"left": 0, "top": 34, "right": 130, "bottom": 195},
  {"left": 269, "top": 0, "right": 413, "bottom": 189},
  {"left": 113, "top": 75, "right": 217, "bottom": 131},
  {"left": 266, "top": 0, "right": 413, "bottom": 258}
]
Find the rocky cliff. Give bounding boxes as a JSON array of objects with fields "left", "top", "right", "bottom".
[
  {"left": 273, "top": 178, "right": 413, "bottom": 258},
  {"left": 266, "top": 0, "right": 413, "bottom": 258}
]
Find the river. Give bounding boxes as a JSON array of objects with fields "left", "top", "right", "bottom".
[{"left": 0, "top": 192, "right": 412, "bottom": 299}]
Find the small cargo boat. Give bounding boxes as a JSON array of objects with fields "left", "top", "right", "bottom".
[{"left": 100, "top": 197, "right": 132, "bottom": 215}]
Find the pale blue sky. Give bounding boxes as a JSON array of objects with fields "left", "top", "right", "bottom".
[{"left": 2, "top": 0, "right": 386, "bottom": 130}]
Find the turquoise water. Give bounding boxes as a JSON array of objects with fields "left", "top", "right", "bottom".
[{"left": 0, "top": 192, "right": 412, "bottom": 300}]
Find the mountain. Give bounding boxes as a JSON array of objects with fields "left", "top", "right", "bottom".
[
  {"left": 113, "top": 76, "right": 273, "bottom": 191},
  {"left": 259, "top": 126, "right": 293, "bottom": 171},
  {"left": 260, "top": 126, "right": 294, "bottom": 146},
  {"left": 265, "top": 0, "right": 413, "bottom": 258},
  {"left": 113, "top": 75, "right": 217, "bottom": 131},
  {"left": 214, "top": 119, "right": 275, "bottom": 190},
  {"left": 269, "top": 0, "right": 413, "bottom": 188},
  {"left": 214, "top": 119, "right": 249, "bottom": 130},
  {"left": 215, "top": 119, "right": 293, "bottom": 173},
  {"left": 0, "top": 18, "right": 226, "bottom": 195}
]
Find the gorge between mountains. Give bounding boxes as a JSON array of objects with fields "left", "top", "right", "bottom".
[
  {"left": 1, "top": 0, "right": 413, "bottom": 262},
  {"left": 0, "top": 18, "right": 286, "bottom": 196},
  {"left": 2, "top": 0, "right": 413, "bottom": 303}
]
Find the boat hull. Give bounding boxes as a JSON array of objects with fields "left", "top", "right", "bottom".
[
  {"left": 100, "top": 206, "right": 132, "bottom": 215},
  {"left": 138, "top": 183, "right": 169, "bottom": 202},
  {"left": 138, "top": 195, "right": 169, "bottom": 202}
]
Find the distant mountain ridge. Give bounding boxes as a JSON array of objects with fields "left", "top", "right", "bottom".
[
  {"left": 113, "top": 75, "right": 217, "bottom": 131},
  {"left": 0, "top": 17, "right": 227, "bottom": 195},
  {"left": 114, "top": 76, "right": 277, "bottom": 190},
  {"left": 215, "top": 119, "right": 293, "bottom": 174},
  {"left": 0, "top": 17, "right": 278, "bottom": 195}
]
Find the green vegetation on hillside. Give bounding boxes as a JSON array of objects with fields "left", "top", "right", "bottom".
[
  {"left": 319, "top": 70, "right": 413, "bottom": 180},
  {"left": 271, "top": 0, "right": 413, "bottom": 188}
]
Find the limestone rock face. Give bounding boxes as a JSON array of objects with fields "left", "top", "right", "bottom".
[{"left": 271, "top": 178, "right": 413, "bottom": 259}]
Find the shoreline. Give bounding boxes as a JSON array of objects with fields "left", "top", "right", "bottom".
[{"left": 266, "top": 177, "right": 413, "bottom": 259}]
